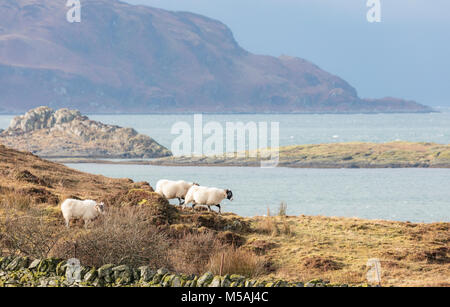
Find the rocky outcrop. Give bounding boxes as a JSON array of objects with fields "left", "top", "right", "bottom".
[
  {"left": 0, "top": 106, "right": 171, "bottom": 158},
  {"left": 0, "top": 256, "right": 363, "bottom": 287}
]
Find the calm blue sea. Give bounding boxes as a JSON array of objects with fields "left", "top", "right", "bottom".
[{"left": 1, "top": 113, "right": 449, "bottom": 222}]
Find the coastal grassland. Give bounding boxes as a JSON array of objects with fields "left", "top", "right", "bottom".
[
  {"left": 246, "top": 214, "right": 449, "bottom": 286},
  {"left": 149, "top": 141, "right": 450, "bottom": 168},
  {"left": 0, "top": 145, "right": 448, "bottom": 286}
]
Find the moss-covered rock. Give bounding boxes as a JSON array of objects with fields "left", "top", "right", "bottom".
[
  {"left": 197, "top": 271, "right": 214, "bottom": 287},
  {"left": 0, "top": 256, "right": 354, "bottom": 288},
  {"left": 98, "top": 264, "right": 114, "bottom": 283},
  {"left": 6, "top": 257, "right": 29, "bottom": 271},
  {"left": 209, "top": 276, "right": 222, "bottom": 287},
  {"left": 37, "top": 258, "right": 61, "bottom": 274},
  {"left": 112, "top": 265, "right": 133, "bottom": 284},
  {"left": 84, "top": 267, "right": 98, "bottom": 283},
  {"left": 138, "top": 266, "right": 155, "bottom": 282}
]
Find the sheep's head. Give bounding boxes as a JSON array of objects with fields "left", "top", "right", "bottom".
[
  {"left": 95, "top": 202, "right": 106, "bottom": 214},
  {"left": 226, "top": 189, "right": 233, "bottom": 201}
]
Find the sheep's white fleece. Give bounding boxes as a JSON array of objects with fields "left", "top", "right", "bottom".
[
  {"left": 61, "top": 199, "right": 101, "bottom": 228},
  {"left": 184, "top": 186, "right": 227, "bottom": 206},
  {"left": 155, "top": 179, "right": 196, "bottom": 201}
]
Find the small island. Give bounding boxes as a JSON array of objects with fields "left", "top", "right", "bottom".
[{"left": 0, "top": 107, "right": 171, "bottom": 159}]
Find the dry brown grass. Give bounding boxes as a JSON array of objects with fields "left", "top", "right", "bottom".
[
  {"left": 208, "top": 247, "right": 266, "bottom": 278},
  {"left": 0, "top": 144, "right": 134, "bottom": 205},
  {"left": 0, "top": 191, "right": 33, "bottom": 211},
  {"left": 246, "top": 215, "right": 450, "bottom": 286},
  {"left": 254, "top": 211, "right": 293, "bottom": 238}
]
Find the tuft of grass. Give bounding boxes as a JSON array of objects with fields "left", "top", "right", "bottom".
[
  {"left": 277, "top": 202, "right": 287, "bottom": 217},
  {"left": 208, "top": 247, "right": 266, "bottom": 278},
  {"left": 0, "top": 191, "right": 33, "bottom": 210}
]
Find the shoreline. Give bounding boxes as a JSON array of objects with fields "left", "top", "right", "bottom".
[
  {"left": 46, "top": 142, "right": 450, "bottom": 169},
  {"left": 52, "top": 158, "right": 450, "bottom": 169}
]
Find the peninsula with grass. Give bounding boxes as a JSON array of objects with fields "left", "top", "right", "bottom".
[
  {"left": 116, "top": 142, "right": 450, "bottom": 168},
  {"left": 0, "top": 144, "right": 448, "bottom": 287}
]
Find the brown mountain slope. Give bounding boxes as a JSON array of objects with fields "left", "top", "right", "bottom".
[{"left": 0, "top": 0, "right": 432, "bottom": 113}]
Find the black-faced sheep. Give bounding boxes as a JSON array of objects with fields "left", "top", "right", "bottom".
[{"left": 184, "top": 186, "right": 233, "bottom": 214}]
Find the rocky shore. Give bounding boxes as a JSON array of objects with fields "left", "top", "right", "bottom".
[{"left": 0, "top": 107, "right": 171, "bottom": 159}]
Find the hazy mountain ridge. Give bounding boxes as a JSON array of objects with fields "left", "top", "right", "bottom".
[{"left": 0, "top": 0, "right": 433, "bottom": 113}]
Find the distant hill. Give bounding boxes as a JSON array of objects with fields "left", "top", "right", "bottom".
[{"left": 0, "top": 0, "right": 433, "bottom": 113}]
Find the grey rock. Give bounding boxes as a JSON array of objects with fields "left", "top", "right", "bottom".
[
  {"left": 138, "top": 266, "right": 155, "bottom": 282},
  {"left": 197, "top": 272, "right": 214, "bottom": 287},
  {"left": 172, "top": 276, "right": 182, "bottom": 287},
  {"left": 98, "top": 264, "right": 114, "bottom": 283},
  {"left": 209, "top": 276, "right": 222, "bottom": 287},
  {"left": 28, "top": 259, "right": 41, "bottom": 270}
]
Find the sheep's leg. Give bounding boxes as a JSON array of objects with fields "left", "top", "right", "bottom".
[
  {"left": 192, "top": 203, "right": 196, "bottom": 212},
  {"left": 207, "top": 205, "right": 212, "bottom": 212},
  {"left": 178, "top": 198, "right": 185, "bottom": 206},
  {"left": 84, "top": 219, "right": 89, "bottom": 229},
  {"left": 65, "top": 218, "right": 70, "bottom": 228},
  {"left": 216, "top": 204, "right": 221, "bottom": 215}
]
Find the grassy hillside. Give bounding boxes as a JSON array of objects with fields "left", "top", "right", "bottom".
[
  {"left": 0, "top": 145, "right": 448, "bottom": 287},
  {"left": 0, "top": 144, "right": 137, "bottom": 204},
  {"left": 149, "top": 142, "right": 450, "bottom": 168}
]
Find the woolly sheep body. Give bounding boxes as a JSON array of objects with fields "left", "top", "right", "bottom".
[
  {"left": 155, "top": 179, "right": 198, "bottom": 205},
  {"left": 61, "top": 199, "right": 104, "bottom": 228},
  {"left": 184, "top": 186, "right": 233, "bottom": 214}
]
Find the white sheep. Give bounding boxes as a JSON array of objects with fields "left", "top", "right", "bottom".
[
  {"left": 61, "top": 199, "right": 105, "bottom": 228},
  {"left": 184, "top": 186, "right": 233, "bottom": 214},
  {"left": 155, "top": 179, "right": 199, "bottom": 205}
]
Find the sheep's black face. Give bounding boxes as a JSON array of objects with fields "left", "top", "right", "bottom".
[
  {"left": 96, "top": 202, "right": 105, "bottom": 214},
  {"left": 226, "top": 190, "right": 233, "bottom": 201}
]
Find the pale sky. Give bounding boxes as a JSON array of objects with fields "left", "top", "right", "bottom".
[{"left": 124, "top": 0, "right": 450, "bottom": 107}]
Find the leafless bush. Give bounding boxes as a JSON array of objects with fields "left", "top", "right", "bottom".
[
  {"left": 0, "top": 209, "right": 68, "bottom": 258},
  {"left": 51, "top": 206, "right": 170, "bottom": 268},
  {"left": 277, "top": 202, "right": 287, "bottom": 217},
  {"left": 170, "top": 231, "right": 223, "bottom": 275}
]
